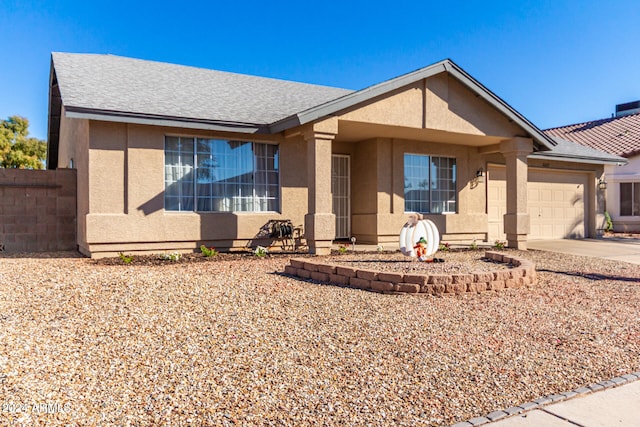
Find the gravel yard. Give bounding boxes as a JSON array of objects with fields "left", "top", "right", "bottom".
[
  {"left": 326, "top": 250, "right": 510, "bottom": 274},
  {"left": 1, "top": 249, "right": 639, "bottom": 426}
]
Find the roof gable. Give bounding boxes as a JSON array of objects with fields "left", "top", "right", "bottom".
[
  {"left": 545, "top": 113, "right": 640, "bottom": 158},
  {"left": 270, "top": 59, "right": 557, "bottom": 150},
  {"left": 327, "top": 73, "right": 525, "bottom": 140}
]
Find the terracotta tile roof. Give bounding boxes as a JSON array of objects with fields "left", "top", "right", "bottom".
[{"left": 544, "top": 113, "right": 640, "bottom": 158}]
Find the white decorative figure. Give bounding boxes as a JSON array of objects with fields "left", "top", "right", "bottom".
[{"left": 399, "top": 214, "right": 440, "bottom": 259}]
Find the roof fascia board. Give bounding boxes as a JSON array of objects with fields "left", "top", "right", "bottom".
[
  {"left": 65, "top": 108, "right": 268, "bottom": 134},
  {"left": 528, "top": 152, "right": 628, "bottom": 165}
]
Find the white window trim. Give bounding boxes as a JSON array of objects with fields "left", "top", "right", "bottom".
[{"left": 403, "top": 153, "right": 457, "bottom": 215}]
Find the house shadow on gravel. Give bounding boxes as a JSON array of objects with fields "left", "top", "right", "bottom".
[
  {"left": 0, "top": 251, "right": 84, "bottom": 259},
  {"left": 537, "top": 268, "right": 640, "bottom": 283}
]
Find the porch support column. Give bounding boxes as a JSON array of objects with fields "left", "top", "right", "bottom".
[
  {"left": 500, "top": 137, "right": 533, "bottom": 250},
  {"left": 303, "top": 121, "right": 337, "bottom": 255}
]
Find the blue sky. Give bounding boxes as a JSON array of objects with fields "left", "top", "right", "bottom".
[{"left": 1, "top": 0, "right": 639, "bottom": 140}]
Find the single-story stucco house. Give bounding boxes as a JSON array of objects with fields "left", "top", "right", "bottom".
[
  {"left": 47, "top": 53, "right": 625, "bottom": 257},
  {"left": 545, "top": 102, "right": 640, "bottom": 232}
]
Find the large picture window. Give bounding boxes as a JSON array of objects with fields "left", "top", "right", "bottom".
[
  {"left": 164, "top": 137, "right": 279, "bottom": 212},
  {"left": 404, "top": 153, "right": 456, "bottom": 214},
  {"left": 620, "top": 182, "right": 640, "bottom": 216}
]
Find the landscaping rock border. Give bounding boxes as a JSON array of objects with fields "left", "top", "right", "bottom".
[{"left": 284, "top": 251, "right": 537, "bottom": 295}]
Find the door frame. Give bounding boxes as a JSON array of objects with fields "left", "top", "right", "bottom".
[{"left": 331, "top": 154, "right": 351, "bottom": 239}]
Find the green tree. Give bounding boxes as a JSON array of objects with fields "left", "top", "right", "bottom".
[{"left": 0, "top": 116, "right": 47, "bottom": 169}]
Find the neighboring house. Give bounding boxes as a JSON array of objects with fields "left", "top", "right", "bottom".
[
  {"left": 47, "top": 53, "right": 625, "bottom": 257},
  {"left": 545, "top": 102, "right": 640, "bottom": 232}
]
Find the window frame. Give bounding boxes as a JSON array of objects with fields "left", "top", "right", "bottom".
[
  {"left": 619, "top": 182, "right": 640, "bottom": 217},
  {"left": 403, "top": 153, "right": 457, "bottom": 214},
  {"left": 164, "top": 136, "right": 281, "bottom": 213}
]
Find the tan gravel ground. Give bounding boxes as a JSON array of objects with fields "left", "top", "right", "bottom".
[
  {"left": 1, "top": 249, "right": 639, "bottom": 426},
  {"left": 326, "top": 250, "right": 510, "bottom": 274}
]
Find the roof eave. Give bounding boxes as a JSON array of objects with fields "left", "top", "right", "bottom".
[
  {"left": 65, "top": 107, "right": 270, "bottom": 134},
  {"left": 528, "top": 152, "right": 628, "bottom": 166}
]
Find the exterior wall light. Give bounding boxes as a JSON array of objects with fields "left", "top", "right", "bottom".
[
  {"left": 475, "top": 168, "right": 485, "bottom": 184},
  {"left": 598, "top": 178, "right": 607, "bottom": 190}
]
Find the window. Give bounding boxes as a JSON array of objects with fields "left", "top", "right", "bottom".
[
  {"left": 404, "top": 153, "right": 456, "bottom": 213},
  {"left": 620, "top": 182, "right": 640, "bottom": 216},
  {"left": 164, "top": 136, "right": 279, "bottom": 212}
]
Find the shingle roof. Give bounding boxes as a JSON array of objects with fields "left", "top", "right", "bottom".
[
  {"left": 49, "top": 52, "right": 625, "bottom": 165},
  {"left": 52, "top": 52, "right": 353, "bottom": 129},
  {"left": 530, "top": 136, "right": 627, "bottom": 165},
  {"left": 544, "top": 113, "right": 640, "bottom": 158}
]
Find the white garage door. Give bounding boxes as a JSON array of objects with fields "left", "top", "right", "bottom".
[{"left": 488, "top": 166, "right": 587, "bottom": 240}]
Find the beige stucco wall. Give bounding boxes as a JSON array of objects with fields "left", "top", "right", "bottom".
[
  {"left": 339, "top": 74, "right": 522, "bottom": 138},
  {"left": 605, "top": 154, "right": 640, "bottom": 232},
  {"left": 341, "top": 137, "right": 489, "bottom": 244},
  {"left": 326, "top": 71, "right": 532, "bottom": 244},
  {"left": 76, "top": 121, "right": 308, "bottom": 256},
  {"left": 57, "top": 70, "right": 609, "bottom": 256},
  {"left": 57, "top": 107, "right": 89, "bottom": 247}
]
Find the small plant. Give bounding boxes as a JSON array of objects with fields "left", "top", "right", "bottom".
[
  {"left": 438, "top": 242, "right": 450, "bottom": 252},
  {"left": 604, "top": 211, "right": 613, "bottom": 233},
  {"left": 470, "top": 239, "right": 478, "bottom": 250},
  {"left": 159, "top": 252, "right": 182, "bottom": 261},
  {"left": 338, "top": 244, "right": 347, "bottom": 254},
  {"left": 376, "top": 244, "right": 384, "bottom": 252},
  {"left": 254, "top": 246, "right": 268, "bottom": 258},
  {"left": 493, "top": 240, "right": 506, "bottom": 250},
  {"left": 200, "top": 245, "right": 218, "bottom": 257},
  {"left": 118, "top": 252, "right": 134, "bottom": 264}
]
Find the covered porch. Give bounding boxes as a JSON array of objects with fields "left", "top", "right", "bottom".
[{"left": 291, "top": 118, "right": 534, "bottom": 255}]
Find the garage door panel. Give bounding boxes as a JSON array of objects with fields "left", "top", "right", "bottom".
[
  {"left": 529, "top": 188, "right": 539, "bottom": 201},
  {"left": 540, "top": 189, "right": 552, "bottom": 201},
  {"left": 488, "top": 166, "right": 587, "bottom": 240}
]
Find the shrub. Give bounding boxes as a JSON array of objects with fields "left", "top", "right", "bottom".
[
  {"left": 254, "top": 246, "right": 268, "bottom": 258},
  {"left": 158, "top": 252, "right": 182, "bottom": 261},
  {"left": 438, "top": 242, "right": 450, "bottom": 252},
  {"left": 200, "top": 245, "right": 218, "bottom": 257},
  {"left": 118, "top": 252, "right": 134, "bottom": 264},
  {"left": 338, "top": 244, "right": 347, "bottom": 254},
  {"left": 470, "top": 239, "right": 478, "bottom": 250},
  {"left": 604, "top": 211, "right": 613, "bottom": 232},
  {"left": 493, "top": 240, "right": 506, "bottom": 250}
]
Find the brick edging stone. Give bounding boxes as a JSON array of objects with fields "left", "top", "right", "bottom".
[{"left": 283, "top": 251, "right": 537, "bottom": 295}]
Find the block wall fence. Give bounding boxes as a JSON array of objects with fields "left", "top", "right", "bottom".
[{"left": 0, "top": 169, "right": 76, "bottom": 252}]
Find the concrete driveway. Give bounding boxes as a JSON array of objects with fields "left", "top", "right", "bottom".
[
  {"left": 527, "top": 238, "right": 640, "bottom": 265},
  {"left": 481, "top": 378, "right": 640, "bottom": 427}
]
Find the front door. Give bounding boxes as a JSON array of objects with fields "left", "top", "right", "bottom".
[{"left": 331, "top": 154, "right": 351, "bottom": 239}]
